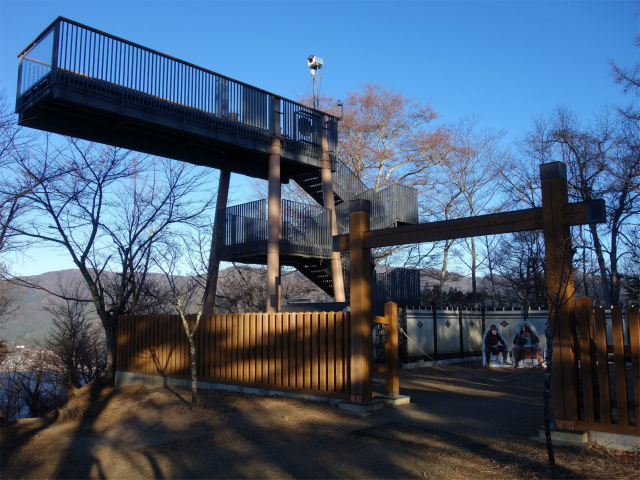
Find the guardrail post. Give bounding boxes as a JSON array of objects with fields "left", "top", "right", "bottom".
[
  {"left": 349, "top": 199, "right": 372, "bottom": 401},
  {"left": 385, "top": 301, "right": 399, "bottom": 397}
]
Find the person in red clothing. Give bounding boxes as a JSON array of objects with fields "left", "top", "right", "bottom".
[
  {"left": 483, "top": 323, "right": 509, "bottom": 365},
  {"left": 512, "top": 320, "right": 541, "bottom": 366}
]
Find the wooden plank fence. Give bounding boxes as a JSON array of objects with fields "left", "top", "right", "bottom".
[
  {"left": 118, "top": 308, "right": 401, "bottom": 401},
  {"left": 118, "top": 306, "right": 400, "bottom": 401},
  {"left": 575, "top": 299, "right": 639, "bottom": 436}
]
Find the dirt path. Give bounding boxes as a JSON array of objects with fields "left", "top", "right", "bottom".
[{"left": 1, "top": 362, "right": 638, "bottom": 479}]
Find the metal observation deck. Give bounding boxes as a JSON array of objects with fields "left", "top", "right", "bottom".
[
  {"left": 16, "top": 17, "right": 420, "bottom": 312},
  {"left": 15, "top": 17, "right": 338, "bottom": 181}
]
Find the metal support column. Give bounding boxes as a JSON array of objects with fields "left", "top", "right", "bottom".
[
  {"left": 321, "top": 116, "right": 346, "bottom": 302},
  {"left": 267, "top": 97, "right": 282, "bottom": 313},
  {"left": 202, "top": 169, "right": 231, "bottom": 315}
]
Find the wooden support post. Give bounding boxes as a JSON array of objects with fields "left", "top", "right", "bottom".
[
  {"left": 349, "top": 199, "right": 372, "bottom": 402},
  {"left": 540, "top": 161, "right": 578, "bottom": 430},
  {"left": 267, "top": 97, "right": 281, "bottom": 313},
  {"left": 385, "top": 301, "right": 399, "bottom": 397},
  {"left": 320, "top": 116, "right": 346, "bottom": 302},
  {"left": 202, "top": 169, "right": 231, "bottom": 315}
]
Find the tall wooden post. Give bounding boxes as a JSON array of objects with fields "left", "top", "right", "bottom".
[
  {"left": 320, "top": 116, "right": 346, "bottom": 302},
  {"left": 349, "top": 199, "right": 372, "bottom": 401},
  {"left": 385, "top": 301, "right": 399, "bottom": 397},
  {"left": 540, "top": 161, "right": 578, "bottom": 429},
  {"left": 267, "top": 97, "right": 282, "bottom": 313},
  {"left": 202, "top": 169, "right": 231, "bottom": 315}
]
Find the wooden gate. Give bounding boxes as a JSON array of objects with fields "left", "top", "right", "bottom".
[{"left": 575, "top": 299, "right": 639, "bottom": 436}]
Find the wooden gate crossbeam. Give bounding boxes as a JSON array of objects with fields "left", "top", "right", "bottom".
[
  {"left": 340, "top": 161, "right": 607, "bottom": 431},
  {"left": 333, "top": 199, "right": 605, "bottom": 252}
]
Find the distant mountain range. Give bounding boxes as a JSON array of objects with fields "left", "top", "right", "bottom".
[{"left": 2, "top": 268, "right": 473, "bottom": 346}]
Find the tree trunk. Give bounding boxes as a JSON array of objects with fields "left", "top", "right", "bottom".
[
  {"left": 589, "top": 223, "right": 611, "bottom": 305},
  {"left": 189, "top": 335, "right": 198, "bottom": 406},
  {"left": 439, "top": 240, "right": 452, "bottom": 306},
  {"left": 101, "top": 313, "right": 117, "bottom": 383},
  {"left": 470, "top": 237, "right": 477, "bottom": 306},
  {"left": 543, "top": 321, "right": 556, "bottom": 466}
]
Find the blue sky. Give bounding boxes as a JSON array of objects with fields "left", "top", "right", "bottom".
[{"left": 0, "top": 0, "right": 638, "bottom": 275}]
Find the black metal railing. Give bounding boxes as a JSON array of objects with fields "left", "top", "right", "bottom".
[
  {"left": 17, "top": 17, "right": 338, "bottom": 159},
  {"left": 281, "top": 200, "right": 332, "bottom": 258},
  {"left": 332, "top": 159, "right": 369, "bottom": 205},
  {"left": 336, "top": 183, "right": 419, "bottom": 234},
  {"left": 218, "top": 199, "right": 332, "bottom": 260},
  {"left": 371, "top": 268, "right": 421, "bottom": 316},
  {"left": 219, "top": 200, "right": 268, "bottom": 259}
]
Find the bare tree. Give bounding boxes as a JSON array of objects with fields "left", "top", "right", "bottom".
[
  {"left": 425, "top": 116, "right": 507, "bottom": 305},
  {"left": 149, "top": 236, "right": 206, "bottom": 406},
  {"left": 610, "top": 24, "right": 640, "bottom": 121},
  {"left": 0, "top": 88, "right": 36, "bottom": 327},
  {"left": 9, "top": 137, "right": 215, "bottom": 382},
  {"left": 42, "top": 282, "right": 106, "bottom": 399},
  {"left": 516, "top": 107, "right": 640, "bottom": 306}
]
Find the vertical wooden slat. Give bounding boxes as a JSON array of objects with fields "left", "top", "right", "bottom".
[
  {"left": 171, "top": 316, "right": 177, "bottom": 375},
  {"left": 303, "top": 313, "right": 311, "bottom": 388},
  {"left": 249, "top": 313, "right": 256, "bottom": 383},
  {"left": 214, "top": 315, "right": 221, "bottom": 379},
  {"left": 224, "top": 314, "right": 231, "bottom": 380},
  {"left": 276, "top": 313, "right": 283, "bottom": 387},
  {"left": 319, "top": 312, "right": 327, "bottom": 392},
  {"left": 150, "top": 315, "right": 156, "bottom": 374},
  {"left": 235, "top": 313, "right": 242, "bottom": 381},
  {"left": 289, "top": 314, "right": 296, "bottom": 388},
  {"left": 282, "top": 313, "right": 290, "bottom": 387},
  {"left": 256, "top": 313, "right": 264, "bottom": 383},
  {"left": 229, "top": 313, "right": 236, "bottom": 380},
  {"left": 201, "top": 314, "right": 207, "bottom": 378},
  {"left": 594, "top": 308, "right": 612, "bottom": 425},
  {"left": 269, "top": 313, "right": 276, "bottom": 385},
  {"left": 346, "top": 311, "right": 351, "bottom": 394},
  {"left": 243, "top": 313, "right": 250, "bottom": 382},
  {"left": 611, "top": 307, "right": 629, "bottom": 427},
  {"left": 122, "top": 315, "right": 128, "bottom": 371},
  {"left": 206, "top": 314, "right": 213, "bottom": 378},
  {"left": 154, "top": 315, "right": 160, "bottom": 375},
  {"left": 118, "top": 315, "right": 125, "bottom": 371},
  {"left": 576, "top": 297, "right": 596, "bottom": 423},
  {"left": 627, "top": 307, "right": 639, "bottom": 434},
  {"left": 166, "top": 316, "right": 172, "bottom": 375},
  {"left": 132, "top": 316, "right": 139, "bottom": 371},
  {"left": 150, "top": 315, "right": 156, "bottom": 373},
  {"left": 311, "top": 312, "right": 319, "bottom": 390},
  {"left": 335, "top": 312, "right": 344, "bottom": 393},
  {"left": 385, "top": 302, "right": 400, "bottom": 397},
  {"left": 296, "top": 313, "right": 304, "bottom": 388},
  {"left": 328, "top": 312, "right": 335, "bottom": 392},
  {"left": 117, "top": 315, "right": 123, "bottom": 371}
]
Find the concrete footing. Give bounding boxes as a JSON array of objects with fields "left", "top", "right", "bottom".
[
  {"left": 538, "top": 427, "right": 589, "bottom": 446},
  {"left": 338, "top": 400, "right": 384, "bottom": 416},
  {"left": 115, "top": 371, "right": 343, "bottom": 405},
  {"left": 375, "top": 395, "right": 411, "bottom": 406},
  {"left": 537, "top": 425, "right": 640, "bottom": 452}
]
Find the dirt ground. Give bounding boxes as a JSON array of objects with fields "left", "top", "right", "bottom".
[{"left": 1, "top": 362, "right": 638, "bottom": 479}]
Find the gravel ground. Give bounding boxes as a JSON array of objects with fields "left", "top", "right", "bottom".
[{"left": 1, "top": 361, "right": 638, "bottom": 479}]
